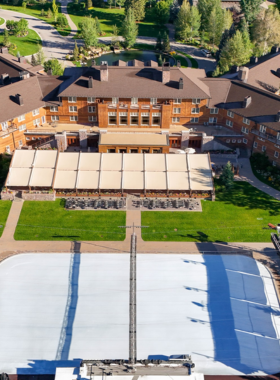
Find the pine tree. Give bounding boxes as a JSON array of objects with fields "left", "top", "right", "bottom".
[
  {"left": 124, "top": 0, "right": 145, "bottom": 21},
  {"left": 36, "top": 46, "right": 45, "bottom": 65},
  {"left": 41, "top": 8, "right": 45, "bottom": 16},
  {"left": 197, "top": 0, "right": 220, "bottom": 31},
  {"left": 240, "top": 18, "right": 252, "bottom": 56},
  {"left": 31, "top": 54, "right": 36, "bottom": 66},
  {"left": 73, "top": 40, "right": 79, "bottom": 61},
  {"left": 207, "top": 3, "right": 224, "bottom": 46},
  {"left": 3, "top": 29, "right": 11, "bottom": 47},
  {"left": 220, "top": 161, "right": 234, "bottom": 189},
  {"left": 95, "top": 17, "right": 102, "bottom": 34},
  {"left": 240, "top": 0, "right": 262, "bottom": 24},
  {"left": 52, "top": 0, "right": 58, "bottom": 22},
  {"left": 189, "top": 5, "right": 201, "bottom": 38},
  {"left": 154, "top": 1, "right": 170, "bottom": 25},
  {"left": 122, "top": 7, "right": 138, "bottom": 47},
  {"left": 162, "top": 31, "right": 170, "bottom": 53},
  {"left": 158, "top": 54, "right": 163, "bottom": 66},
  {"left": 175, "top": 0, "right": 191, "bottom": 40},
  {"left": 155, "top": 31, "right": 162, "bottom": 50},
  {"left": 47, "top": 8, "right": 53, "bottom": 18},
  {"left": 223, "top": 9, "right": 233, "bottom": 30}
]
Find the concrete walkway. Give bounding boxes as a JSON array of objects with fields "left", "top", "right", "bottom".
[
  {"left": 237, "top": 157, "right": 280, "bottom": 200},
  {"left": 1, "top": 199, "right": 23, "bottom": 242},
  {"left": 60, "top": 0, "right": 78, "bottom": 38}
]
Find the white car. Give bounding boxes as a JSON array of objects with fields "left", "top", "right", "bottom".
[{"left": 201, "top": 49, "right": 212, "bottom": 58}]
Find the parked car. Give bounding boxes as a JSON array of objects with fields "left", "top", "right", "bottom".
[{"left": 201, "top": 49, "right": 212, "bottom": 58}]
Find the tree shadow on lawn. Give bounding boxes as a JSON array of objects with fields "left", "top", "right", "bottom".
[
  {"left": 179, "top": 231, "right": 209, "bottom": 242},
  {"left": 216, "top": 182, "right": 280, "bottom": 216}
]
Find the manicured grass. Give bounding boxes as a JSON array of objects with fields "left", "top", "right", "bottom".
[
  {"left": 0, "top": 201, "right": 12, "bottom": 238},
  {"left": 0, "top": 3, "right": 71, "bottom": 36},
  {"left": 176, "top": 50, "right": 198, "bottom": 68},
  {"left": 133, "top": 43, "right": 155, "bottom": 51},
  {"left": 0, "top": 28, "right": 41, "bottom": 56},
  {"left": 0, "top": 17, "right": 5, "bottom": 26},
  {"left": 14, "top": 199, "right": 126, "bottom": 241},
  {"left": 67, "top": 4, "right": 167, "bottom": 37},
  {"left": 173, "top": 53, "right": 188, "bottom": 68},
  {"left": 141, "top": 181, "right": 280, "bottom": 242}
]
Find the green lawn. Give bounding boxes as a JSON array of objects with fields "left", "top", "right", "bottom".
[
  {"left": 0, "top": 28, "right": 41, "bottom": 56},
  {"left": 0, "top": 17, "right": 5, "bottom": 26},
  {"left": 67, "top": 4, "right": 167, "bottom": 37},
  {"left": 14, "top": 199, "right": 126, "bottom": 241},
  {"left": 141, "top": 181, "right": 280, "bottom": 242},
  {"left": 173, "top": 53, "right": 188, "bottom": 68},
  {"left": 175, "top": 50, "right": 198, "bottom": 68},
  {"left": 0, "top": 201, "right": 12, "bottom": 238},
  {"left": 0, "top": 3, "right": 71, "bottom": 36}
]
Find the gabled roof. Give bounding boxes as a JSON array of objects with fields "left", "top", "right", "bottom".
[{"left": 58, "top": 66, "right": 210, "bottom": 99}]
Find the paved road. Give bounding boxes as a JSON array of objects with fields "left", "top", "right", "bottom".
[
  {"left": 0, "top": 8, "right": 216, "bottom": 72},
  {"left": 0, "top": 8, "right": 76, "bottom": 62}
]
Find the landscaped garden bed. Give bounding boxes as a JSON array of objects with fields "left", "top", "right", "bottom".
[{"left": 250, "top": 152, "right": 280, "bottom": 191}]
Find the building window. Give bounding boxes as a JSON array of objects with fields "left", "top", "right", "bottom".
[
  {"left": 88, "top": 116, "right": 97, "bottom": 122},
  {"left": 33, "top": 118, "right": 40, "bottom": 126},
  {"left": 226, "top": 139, "right": 230, "bottom": 143},
  {"left": 70, "top": 116, "right": 78, "bottom": 121},
  {"left": 172, "top": 117, "right": 180, "bottom": 123},
  {"left": 273, "top": 161, "right": 277, "bottom": 166},
  {"left": 227, "top": 111, "right": 234, "bottom": 118},
  {"left": 253, "top": 142, "right": 258, "bottom": 148},
  {"left": 68, "top": 97, "right": 76, "bottom": 103},
  {"left": 19, "top": 124, "right": 26, "bottom": 131},
  {"left": 131, "top": 97, "right": 138, "bottom": 105},
  {"left": 26, "top": 137, "right": 30, "bottom": 141},
  {"left": 1, "top": 122, "right": 8, "bottom": 130},
  {"left": 51, "top": 115, "right": 59, "bottom": 121},
  {"left": 150, "top": 98, "right": 157, "bottom": 105},
  {"left": 152, "top": 113, "right": 161, "bottom": 126},
  {"left": 238, "top": 139, "right": 242, "bottom": 143},
  {"left": 226, "top": 119, "right": 233, "bottom": 127},
  {"left": 275, "top": 151, "right": 279, "bottom": 158},
  {"left": 112, "top": 97, "right": 118, "bottom": 105},
  {"left": 107, "top": 149, "right": 116, "bottom": 153},
  {"left": 32, "top": 109, "right": 40, "bottom": 116},
  {"left": 209, "top": 117, "right": 217, "bottom": 123},
  {"left": 241, "top": 126, "right": 249, "bottom": 134},
  {"left": 88, "top": 106, "right": 96, "bottom": 113},
  {"left": 243, "top": 138, "right": 248, "bottom": 144},
  {"left": 18, "top": 114, "right": 25, "bottom": 122},
  {"left": 243, "top": 117, "right": 250, "bottom": 125},
  {"left": 173, "top": 108, "right": 181, "bottom": 114},
  {"left": 174, "top": 98, "right": 182, "bottom": 104},
  {"left": 141, "top": 112, "right": 150, "bottom": 126},
  {"left": 210, "top": 108, "right": 218, "bottom": 114},
  {"left": 153, "top": 149, "right": 162, "bottom": 153},
  {"left": 262, "top": 145, "right": 266, "bottom": 152},
  {"left": 50, "top": 106, "right": 58, "bottom": 112},
  {"left": 6, "top": 146, "right": 10, "bottom": 153},
  {"left": 119, "top": 112, "right": 128, "bottom": 125},
  {"left": 191, "top": 108, "right": 200, "bottom": 114},
  {"left": 130, "top": 149, "right": 138, "bottom": 153},
  {"left": 192, "top": 99, "right": 200, "bottom": 104},
  {"left": 260, "top": 125, "right": 266, "bottom": 133},
  {"left": 69, "top": 106, "right": 77, "bottom": 112},
  {"left": 32, "top": 137, "right": 36, "bottom": 140},
  {"left": 108, "top": 112, "right": 117, "bottom": 125},
  {"left": 190, "top": 117, "right": 199, "bottom": 123},
  {"left": 87, "top": 97, "right": 95, "bottom": 103},
  {"left": 18, "top": 140, "right": 23, "bottom": 147},
  {"left": 130, "top": 112, "right": 138, "bottom": 125},
  {"left": 277, "top": 132, "right": 280, "bottom": 140}
]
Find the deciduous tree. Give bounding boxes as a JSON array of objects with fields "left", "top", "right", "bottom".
[
  {"left": 124, "top": 0, "right": 146, "bottom": 21},
  {"left": 122, "top": 7, "right": 138, "bottom": 47},
  {"left": 73, "top": 40, "right": 79, "bottom": 61},
  {"left": 197, "top": 0, "right": 220, "bottom": 30},
  {"left": 15, "top": 18, "right": 29, "bottom": 37},
  {"left": 43, "top": 58, "right": 63, "bottom": 75},
  {"left": 154, "top": 0, "right": 170, "bottom": 25},
  {"left": 3, "top": 29, "right": 11, "bottom": 47},
  {"left": 36, "top": 46, "right": 45, "bottom": 64},
  {"left": 79, "top": 17, "right": 98, "bottom": 48},
  {"left": 52, "top": 0, "right": 58, "bottom": 22},
  {"left": 57, "top": 14, "right": 68, "bottom": 28},
  {"left": 207, "top": 3, "right": 224, "bottom": 46}
]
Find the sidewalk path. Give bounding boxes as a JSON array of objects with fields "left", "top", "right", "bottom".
[
  {"left": 1, "top": 199, "right": 23, "bottom": 242},
  {"left": 237, "top": 157, "right": 280, "bottom": 201},
  {"left": 60, "top": 0, "right": 78, "bottom": 38}
]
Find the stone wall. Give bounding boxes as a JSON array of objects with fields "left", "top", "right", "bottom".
[{"left": 1, "top": 192, "right": 14, "bottom": 200}]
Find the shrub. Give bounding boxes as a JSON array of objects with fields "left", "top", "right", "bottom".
[{"left": 57, "top": 14, "right": 68, "bottom": 28}]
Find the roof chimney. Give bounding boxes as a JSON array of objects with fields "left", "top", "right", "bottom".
[
  {"left": 250, "top": 56, "right": 258, "bottom": 64},
  {"left": 92, "top": 59, "right": 96, "bottom": 66},
  {"left": 0, "top": 47, "right": 9, "bottom": 54},
  {"left": 162, "top": 62, "right": 170, "bottom": 84},
  {"left": 243, "top": 95, "right": 251, "bottom": 108},
  {"left": 16, "top": 94, "right": 23, "bottom": 106},
  {"left": 177, "top": 60, "right": 181, "bottom": 68},
  {"left": 1, "top": 73, "right": 9, "bottom": 85},
  {"left": 18, "top": 56, "right": 27, "bottom": 64},
  {"left": 275, "top": 111, "right": 280, "bottom": 122},
  {"left": 47, "top": 69, "right": 52, "bottom": 76},
  {"left": 238, "top": 66, "right": 249, "bottom": 83},
  {"left": 271, "top": 46, "right": 279, "bottom": 54},
  {"left": 100, "top": 61, "right": 108, "bottom": 82},
  {"left": 179, "top": 78, "right": 183, "bottom": 90},
  {"left": 20, "top": 71, "right": 30, "bottom": 80},
  {"left": 88, "top": 76, "right": 93, "bottom": 88}
]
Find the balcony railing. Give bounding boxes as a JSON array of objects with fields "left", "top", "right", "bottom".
[{"left": 251, "top": 129, "right": 279, "bottom": 144}]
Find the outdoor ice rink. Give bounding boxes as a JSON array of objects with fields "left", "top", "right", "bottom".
[{"left": 0, "top": 253, "right": 280, "bottom": 376}]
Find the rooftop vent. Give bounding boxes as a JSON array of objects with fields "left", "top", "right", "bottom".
[
  {"left": 177, "top": 60, "right": 181, "bottom": 68},
  {"left": 271, "top": 46, "right": 279, "bottom": 54},
  {"left": 275, "top": 111, "right": 280, "bottom": 122},
  {"left": 243, "top": 95, "right": 251, "bottom": 108},
  {"left": 0, "top": 47, "right": 8, "bottom": 54},
  {"left": 20, "top": 71, "right": 30, "bottom": 80},
  {"left": 250, "top": 56, "right": 258, "bottom": 64},
  {"left": 92, "top": 60, "right": 96, "bottom": 66},
  {"left": 1, "top": 73, "right": 9, "bottom": 85},
  {"left": 179, "top": 78, "right": 183, "bottom": 90},
  {"left": 47, "top": 69, "right": 52, "bottom": 76},
  {"left": 16, "top": 94, "right": 23, "bottom": 106},
  {"left": 88, "top": 76, "right": 93, "bottom": 88},
  {"left": 18, "top": 56, "right": 27, "bottom": 64}
]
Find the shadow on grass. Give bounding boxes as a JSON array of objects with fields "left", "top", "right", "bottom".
[{"left": 216, "top": 180, "right": 280, "bottom": 216}]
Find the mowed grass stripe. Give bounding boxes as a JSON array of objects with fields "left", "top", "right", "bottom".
[
  {"left": 0, "top": 201, "right": 12, "bottom": 238},
  {"left": 141, "top": 181, "right": 280, "bottom": 242},
  {"left": 14, "top": 199, "right": 126, "bottom": 241}
]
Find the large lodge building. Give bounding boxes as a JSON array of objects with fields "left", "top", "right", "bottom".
[{"left": 1, "top": 50, "right": 280, "bottom": 167}]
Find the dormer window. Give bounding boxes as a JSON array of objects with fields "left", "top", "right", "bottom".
[
  {"left": 131, "top": 97, "right": 138, "bottom": 105},
  {"left": 260, "top": 125, "right": 266, "bottom": 133}
]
